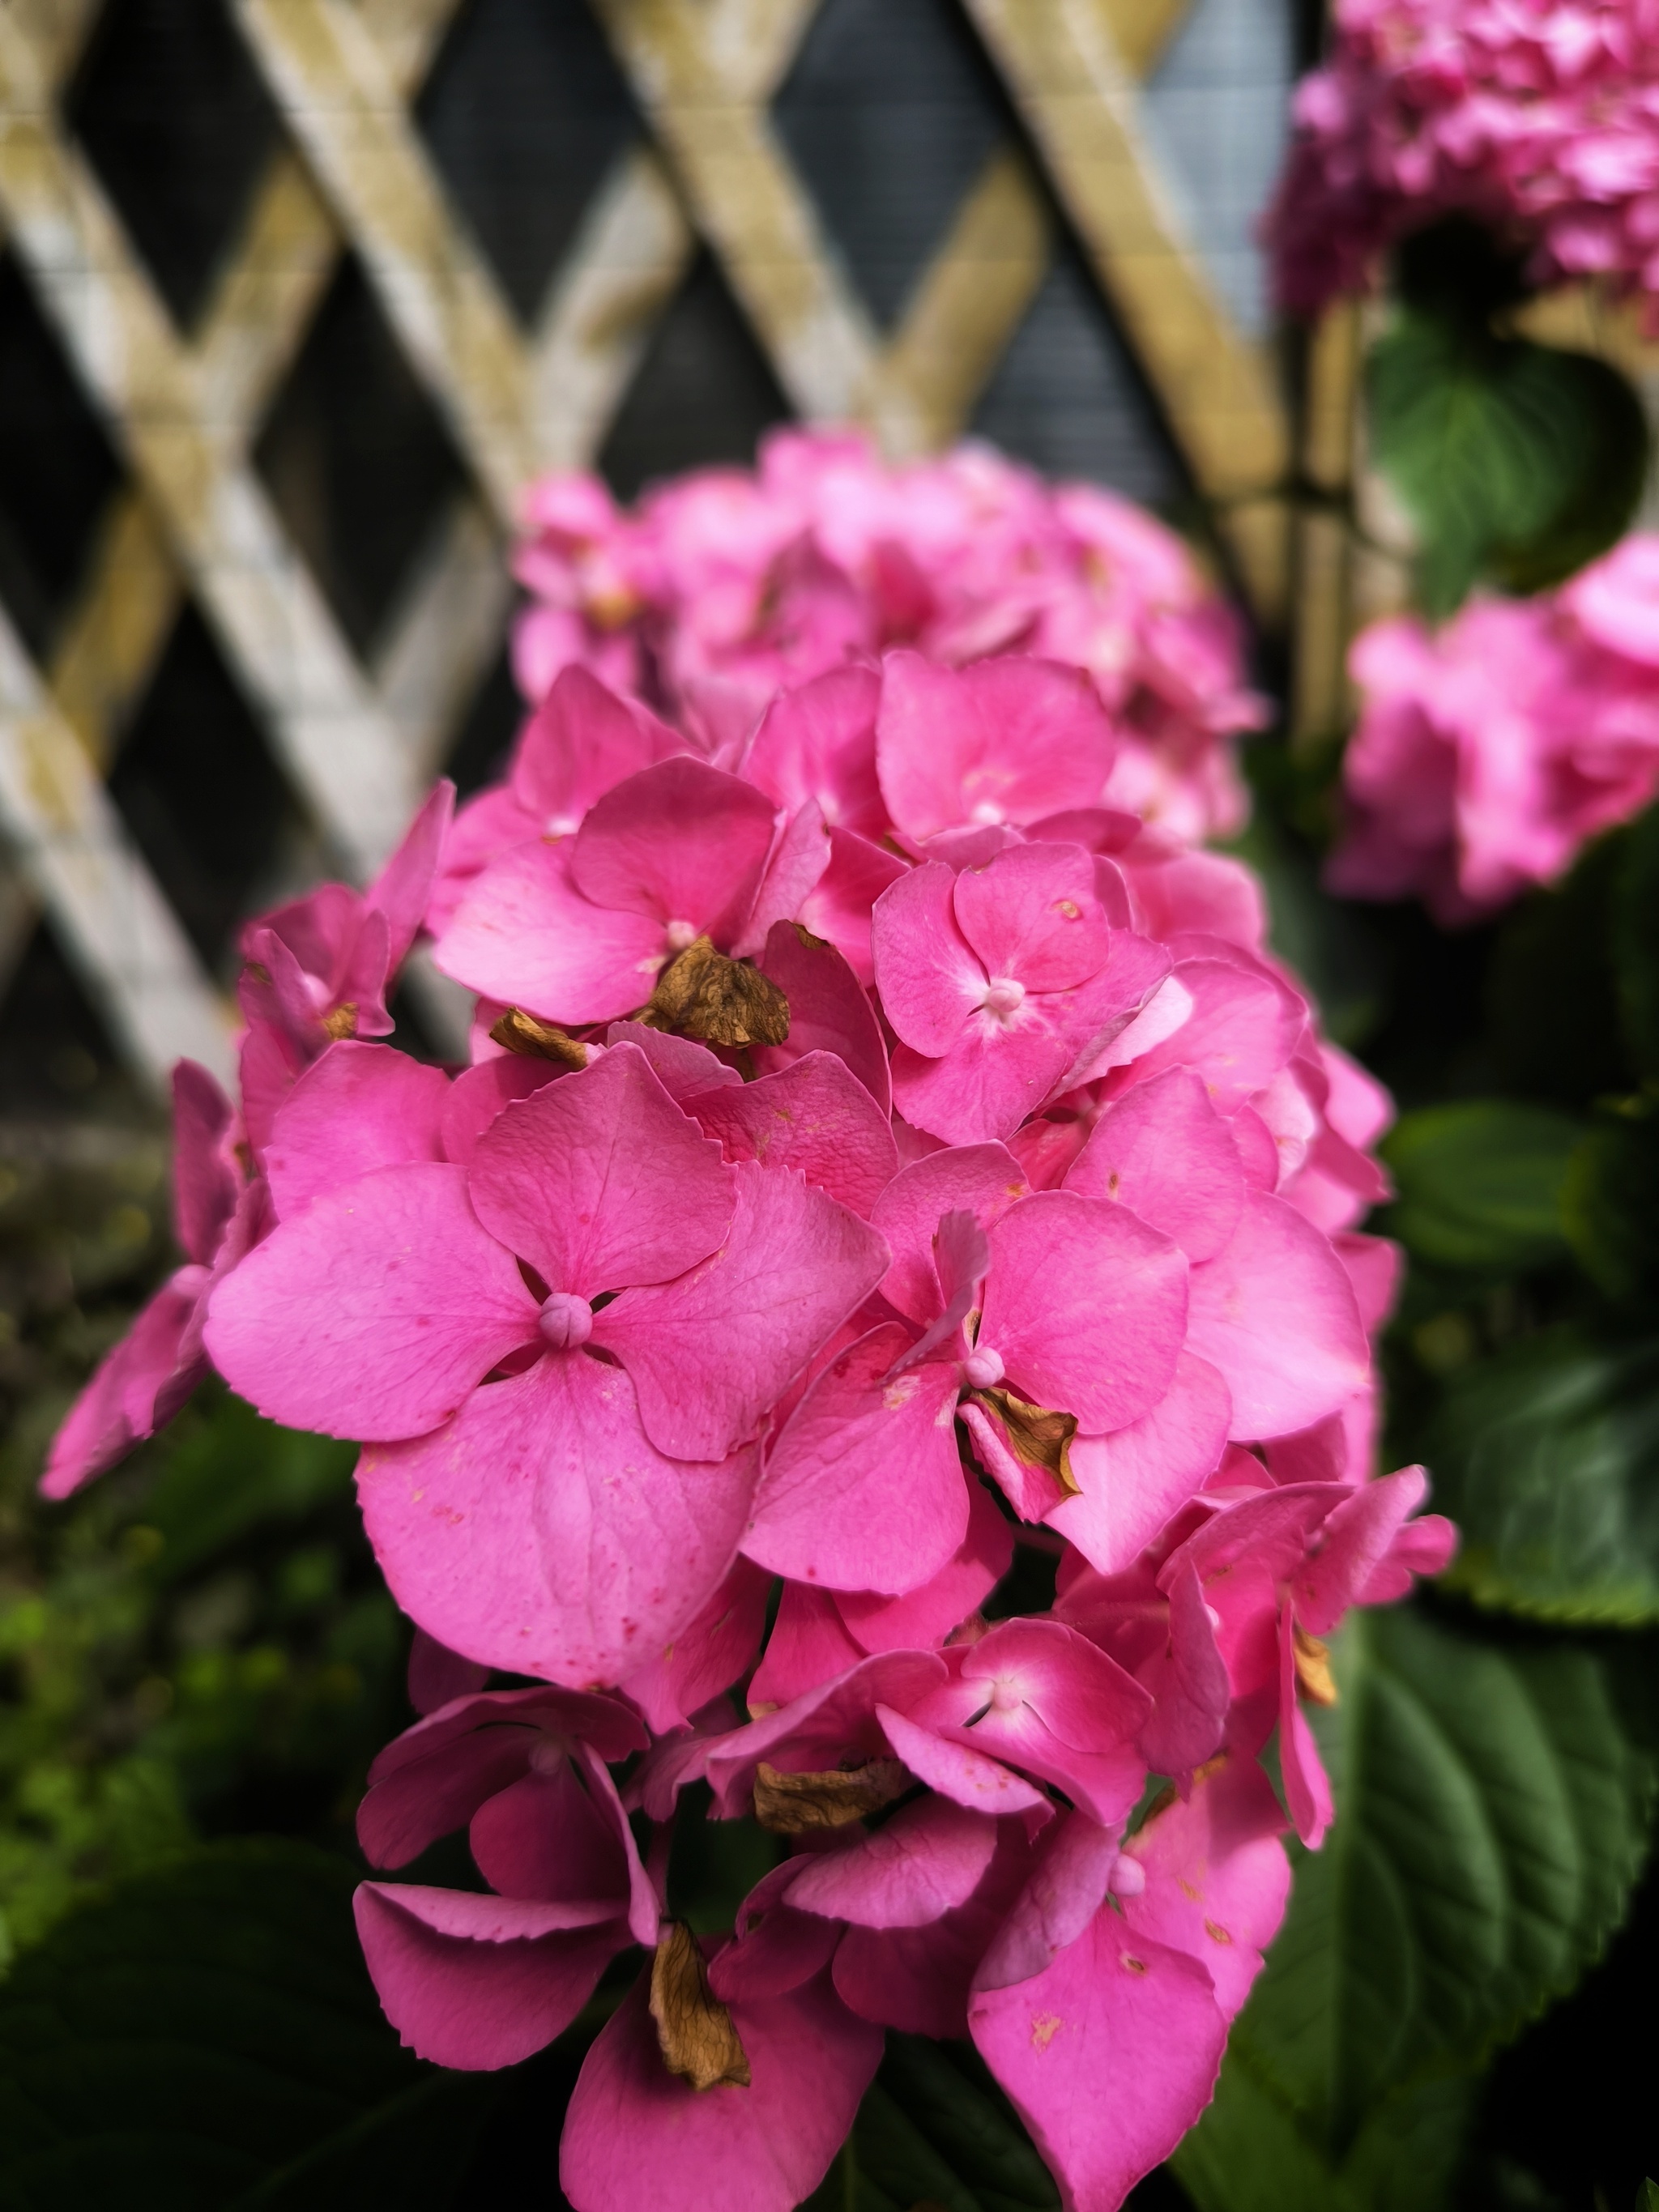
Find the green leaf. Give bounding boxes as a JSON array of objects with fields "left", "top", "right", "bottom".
[
  {"left": 1560, "top": 1109, "right": 1659, "bottom": 1304},
  {"left": 1426, "top": 1330, "right": 1659, "bottom": 1625},
  {"left": 0, "top": 1839, "right": 500, "bottom": 2210},
  {"left": 142, "top": 1392, "right": 357, "bottom": 1586},
  {"left": 1174, "top": 1605, "right": 1657, "bottom": 2212},
  {"left": 822, "top": 2036, "right": 1060, "bottom": 2212},
  {"left": 1367, "top": 309, "right": 1648, "bottom": 616},
  {"left": 1381, "top": 1102, "right": 1582, "bottom": 1275},
  {"left": 1611, "top": 804, "right": 1659, "bottom": 1080}
]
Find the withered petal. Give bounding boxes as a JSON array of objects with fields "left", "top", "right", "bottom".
[
  {"left": 974, "top": 1387, "right": 1081, "bottom": 1495},
  {"left": 489, "top": 1007, "right": 590, "bottom": 1066},
  {"left": 644, "top": 936, "right": 790, "bottom": 1050},
  {"left": 752, "top": 1757, "right": 911, "bottom": 1834},
  {"left": 650, "top": 1920, "right": 752, "bottom": 2091}
]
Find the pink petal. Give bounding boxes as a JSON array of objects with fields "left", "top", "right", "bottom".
[
  {"left": 1121, "top": 1754, "right": 1290, "bottom": 2020},
  {"left": 471, "top": 1044, "right": 733, "bottom": 1300},
  {"left": 440, "top": 1055, "right": 566, "bottom": 1167},
  {"left": 970, "top": 1910, "right": 1227, "bottom": 2210},
  {"left": 1293, "top": 1464, "right": 1433, "bottom": 1631},
  {"left": 705, "top": 1652, "right": 948, "bottom": 1817},
  {"left": 1136, "top": 1558, "right": 1230, "bottom": 1775},
  {"left": 975, "top": 1809, "right": 1122, "bottom": 1992},
  {"left": 836, "top": 1477, "right": 1013, "bottom": 1651},
  {"left": 710, "top": 1860, "right": 844, "bottom": 2003},
  {"left": 171, "top": 1059, "right": 237, "bottom": 1267},
  {"left": 570, "top": 757, "right": 778, "bottom": 942},
  {"left": 204, "top": 1165, "right": 538, "bottom": 1440},
  {"left": 1162, "top": 1482, "right": 1344, "bottom": 1592},
  {"left": 467, "top": 1758, "right": 631, "bottom": 1908},
  {"left": 1121, "top": 955, "right": 1302, "bottom": 1111},
  {"left": 265, "top": 1043, "right": 450, "bottom": 1220},
  {"left": 359, "top": 1684, "right": 645, "bottom": 1867},
  {"left": 979, "top": 1191, "right": 1188, "bottom": 1432},
  {"left": 595, "top": 1160, "right": 889, "bottom": 1461},
  {"left": 604, "top": 1021, "right": 741, "bottom": 1102},
  {"left": 834, "top": 1825, "right": 1034, "bottom": 2037},
  {"left": 876, "top": 653, "right": 1116, "bottom": 842},
  {"left": 747, "top": 1583, "right": 868, "bottom": 1715},
  {"left": 1053, "top": 1352, "right": 1232, "bottom": 1575},
  {"left": 560, "top": 1963, "right": 881, "bottom": 2212},
  {"left": 687, "top": 1052, "right": 898, "bottom": 1217},
  {"left": 731, "top": 799, "right": 832, "bottom": 957},
  {"left": 356, "top": 1351, "right": 757, "bottom": 1686},
  {"left": 890, "top": 1029, "right": 1074, "bottom": 1150},
  {"left": 871, "top": 1142, "right": 1030, "bottom": 1324},
  {"left": 512, "top": 664, "right": 682, "bottom": 834},
  {"left": 753, "top": 920, "right": 891, "bottom": 1115},
  {"left": 742, "top": 663, "right": 886, "bottom": 840},
  {"left": 620, "top": 1555, "right": 772, "bottom": 1733},
  {"left": 745, "top": 1323, "right": 966, "bottom": 1593},
  {"left": 406, "top": 1629, "right": 488, "bottom": 1716},
  {"left": 1187, "top": 1191, "right": 1369, "bottom": 1439},
  {"left": 41, "top": 1271, "right": 207, "bottom": 1498},
  {"left": 871, "top": 861, "right": 985, "bottom": 1055},
  {"left": 791, "top": 1793, "right": 999, "bottom": 1929},
  {"left": 355, "top": 1882, "right": 625, "bottom": 2068},
  {"left": 799, "top": 826, "right": 906, "bottom": 985},
  {"left": 437, "top": 836, "right": 667, "bottom": 1022},
  {"left": 367, "top": 780, "right": 455, "bottom": 970},
  {"left": 875, "top": 1704, "right": 1050, "bottom": 1818},
  {"left": 1064, "top": 1067, "right": 1245, "bottom": 1261},
  {"left": 1278, "top": 1607, "right": 1333, "bottom": 1848},
  {"left": 951, "top": 843, "right": 1114, "bottom": 992}
]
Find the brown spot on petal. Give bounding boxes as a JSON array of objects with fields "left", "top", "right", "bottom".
[
  {"left": 1121, "top": 1954, "right": 1149, "bottom": 1975},
  {"left": 974, "top": 1387, "right": 1081, "bottom": 1495},
  {"left": 322, "top": 1004, "right": 358, "bottom": 1041},
  {"left": 644, "top": 936, "right": 790, "bottom": 1049},
  {"left": 753, "top": 1758, "right": 909, "bottom": 1833},
  {"left": 1294, "top": 1626, "right": 1338, "bottom": 1706},
  {"left": 1205, "top": 1918, "right": 1233, "bottom": 1945},
  {"left": 650, "top": 1921, "right": 750, "bottom": 2092}
]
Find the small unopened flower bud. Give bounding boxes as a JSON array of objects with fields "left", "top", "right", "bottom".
[
  {"left": 539, "top": 1291, "right": 595, "bottom": 1350},
  {"left": 1107, "top": 1855, "right": 1146, "bottom": 1898},
  {"left": 982, "top": 977, "right": 1026, "bottom": 1018},
  {"left": 963, "top": 1345, "right": 1005, "bottom": 1389},
  {"left": 664, "top": 917, "right": 699, "bottom": 952}
]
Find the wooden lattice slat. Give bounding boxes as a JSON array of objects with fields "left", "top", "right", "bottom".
[{"left": 0, "top": 0, "right": 1296, "bottom": 1094}]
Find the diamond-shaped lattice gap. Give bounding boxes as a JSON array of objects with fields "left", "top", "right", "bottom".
[
  {"left": 255, "top": 258, "right": 467, "bottom": 659},
  {"left": 0, "top": 921, "right": 149, "bottom": 1119},
  {"left": 108, "top": 606, "right": 303, "bottom": 975},
  {"left": 445, "top": 642, "right": 524, "bottom": 800},
  {"left": 68, "top": 0, "right": 282, "bottom": 330},
  {"left": 0, "top": 254, "right": 122, "bottom": 659},
  {"left": 773, "top": 0, "right": 1010, "bottom": 330},
  {"left": 972, "top": 242, "right": 1188, "bottom": 509},
  {"left": 599, "top": 252, "right": 791, "bottom": 504},
  {"left": 417, "top": 0, "right": 639, "bottom": 325}
]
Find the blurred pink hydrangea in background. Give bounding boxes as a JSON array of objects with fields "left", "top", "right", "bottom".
[
  {"left": 1329, "top": 532, "right": 1659, "bottom": 921},
  {"left": 1265, "top": 0, "right": 1659, "bottom": 322},
  {"left": 505, "top": 428, "right": 1267, "bottom": 846}
]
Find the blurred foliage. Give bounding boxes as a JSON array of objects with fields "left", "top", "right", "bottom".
[
  {"left": 1367, "top": 223, "right": 1649, "bottom": 616},
  {"left": 0, "top": 1122, "right": 410, "bottom": 1964}
]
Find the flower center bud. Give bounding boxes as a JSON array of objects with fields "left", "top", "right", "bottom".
[
  {"left": 982, "top": 977, "right": 1026, "bottom": 1019},
  {"left": 664, "top": 917, "right": 699, "bottom": 952},
  {"left": 963, "top": 1345, "right": 1004, "bottom": 1390},
  {"left": 1107, "top": 1854, "right": 1145, "bottom": 1898},
  {"left": 970, "top": 800, "right": 1004, "bottom": 825},
  {"left": 539, "top": 1291, "right": 594, "bottom": 1350}
]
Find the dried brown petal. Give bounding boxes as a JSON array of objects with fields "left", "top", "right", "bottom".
[
  {"left": 753, "top": 1758, "right": 910, "bottom": 1834},
  {"left": 975, "top": 1387, "right": 1081, "bottom": 1495},
  {"left": 643, "top": 936, "right": 790, "bottom": 1049},
  {"left": 322, "top": 1003, "right": 358, "bottom": 1042},
  {"left": 488, "top": 1007, "right": 589, "bottom": 1066},
  {"left": 1292, "top": 1626, "right": 1337, "bottom": 1705},
  {"left": 649, "top": 1920, "right": 751, "bottom": 2091}
]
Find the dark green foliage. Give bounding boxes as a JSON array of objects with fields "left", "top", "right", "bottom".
[
  {"left": 1367, "top": 224, "right": 1648, "bottom": 617},
  {"left": 1175, "top": 1608, "right": 1657, "bottom": 2210},
  {"left": 0, "top": 1840, "right": 503, "bottom": 2211},
  {"left": 1382, "top": 1102, "right": 1582, "bottom": 1276}
]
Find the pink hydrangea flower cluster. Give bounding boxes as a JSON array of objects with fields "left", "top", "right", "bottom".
[
  {"left": 1265, "top": 0, "right": 1659, "bottom": 321},
  {"left": 1329, "top": 531, "right": 1659, "bottom": 922},
  {"left": 46, "top": 649, "right": 1453, "bottom": 2212},
  {"left": 502, "top": 428, "right": 1266, "bottom": 846}
]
